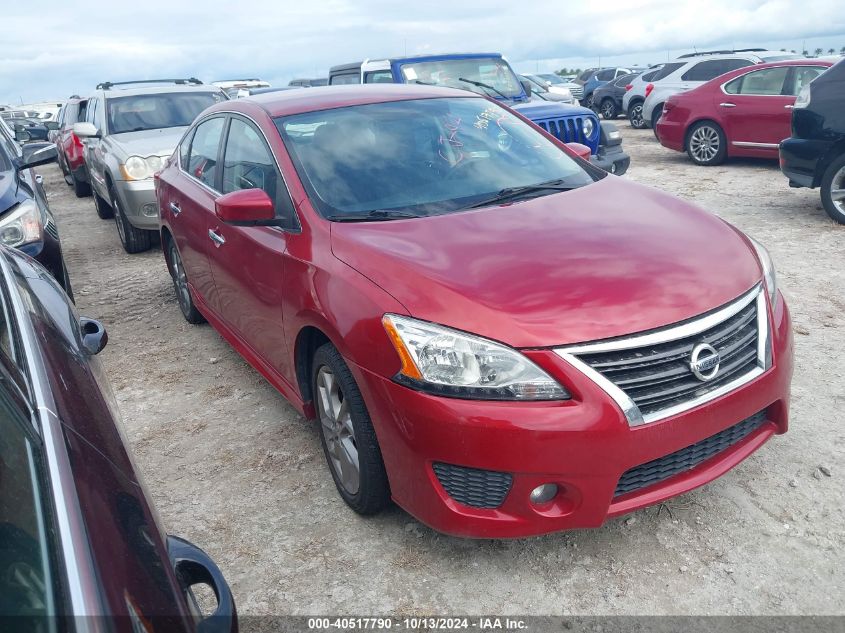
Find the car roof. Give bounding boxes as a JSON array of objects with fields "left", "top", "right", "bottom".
[
  {"left": 97, "top": 84, "right": 223, "bottom": 98},
  {"left": 235, "top": 84, "right": 478, "bottom": 117}
]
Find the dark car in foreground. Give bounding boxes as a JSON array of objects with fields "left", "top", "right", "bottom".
[
  {"left": 656, "top": 59, "right": 832, "bottom": 165},
  {"left": 780, "top": 58, "right": 845, "bottom": 223},
  {"left": 0, "top": 245, "right": 236, "bottom": 630},
  {"left": 157, "top": 85, "right": 793, "bottom": 538},
  {"left": 0, "top": 120, "right": 73, "bottom": 297}
]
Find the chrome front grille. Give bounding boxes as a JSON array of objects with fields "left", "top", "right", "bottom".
[
  {"left": 569, "top": 85, "right": 584, "bottom": 99},
  {"left": 555, "top": 286, "right": 770, "bottom": 426},
  {"left": 44, "top": 218, "right": 59, "bottom": 240}
]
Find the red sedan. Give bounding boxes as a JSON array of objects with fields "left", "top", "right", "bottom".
[
  {"left": 156, "top": 85, "right": 793, "bottom": 537},
  {"left": 656, "top": 59, "right": 832, "bottom": 165}
]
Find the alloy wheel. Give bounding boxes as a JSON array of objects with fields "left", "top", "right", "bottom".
[
  {"left": 630, "top": 104, "right": 644, "bottom": 128},
  {"left": 169, "top": 243, "right": 192, "bottom": 318},
  {"left": 316, "top": 366, "right": 360, "bottom": 495},
  {"left": 689, "top": 125, "right": 721, "bottom": 163},
  {"left": 601, "top": 101, "right": 615, "bottom": 119},
  {"left": 830, "top": 166, "right": 845, "bottom": 216}
]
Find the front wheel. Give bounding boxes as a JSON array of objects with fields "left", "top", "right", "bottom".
[
  {"left": 110, "top": 186, "right": 151, "bottom": 253},
  {"left": 820, "top": 154, "right": 845, "bottom": 224},
  {"left": 313, "top": 343, "right": 390, "bottom": 515},
  {"left": 628, "top": 101, "right": 646, "bottom": 129},
  {"left": 600, "top": 99, "right": 617, "bottom": 120},
  {"left": 685, "top": 121, "right": 727, "bottom": 166}
]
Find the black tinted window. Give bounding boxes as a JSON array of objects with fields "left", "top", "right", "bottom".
[
  {"left": 596, "top": 69, "right": 615, "bottom": 81},
  {"left": 649, "top": 62, "right": 686, "bottom": 81},
  {"left": 682, "top": 59, "right": 753, "bottom": 81},
  {"left": 106, "top": 92, "right": 225, "bottom": 134},
  {"left": 364, "top": 71, "right": 393, "bottom": 84},
  {"left": 330, "top": 73, "right": 360, "bottom": 85},
  {"left": 187, "top": 117, "right": 225, "bottom": 189},
  {"left": 613, "top": 74, "right": 635, "bottom": 87}
]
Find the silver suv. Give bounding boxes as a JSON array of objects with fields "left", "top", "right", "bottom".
[
  {"left": 74, "top": 79, "right": 227, "bottom": 253},
  {"left": 641, "top": 49, "right": 802, "bottom": 132}
]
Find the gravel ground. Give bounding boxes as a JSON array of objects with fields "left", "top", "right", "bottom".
[{"left": 40, "top": 123, "right": 843, "bottom": 616}]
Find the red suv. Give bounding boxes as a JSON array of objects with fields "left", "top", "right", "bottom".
[
  {"left": 156, "top": 86, "right": 793, "bottom": 538},
  {"left": 52, "top": 96, "right": 91, "bottom": 196},
  {"left": 656, "top": 60, "right": 832, "bottom": 165}
]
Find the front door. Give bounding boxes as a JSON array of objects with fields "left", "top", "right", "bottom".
[{"left": 204, "top": 115, "right": 296, "bottom": 382}]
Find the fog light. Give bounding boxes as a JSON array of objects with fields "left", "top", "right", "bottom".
[
  {"left": 142, "top": 203, "right": 158, "bottom": 217},
  {"left": 529, "top": 483, "right": 558, "bottom": 505}
]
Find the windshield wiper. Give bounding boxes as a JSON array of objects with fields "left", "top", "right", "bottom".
[
  {"left": 457, "top": 77, "right": 508, "bottom": 100},
  {"left": 467, "top": 179, "right": 577, "bottom": 209},
  {"left": 326, "top": 210, "right": 423, "bottom": 222}
]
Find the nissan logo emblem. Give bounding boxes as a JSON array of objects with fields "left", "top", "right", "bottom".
[{"left": 690, "top": 343, "right": 720, "bottom": 381}]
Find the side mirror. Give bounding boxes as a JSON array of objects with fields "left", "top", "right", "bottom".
[
  {"left": 79, "top": 318, "right": 108, "bottom": 355},
  {"left": 214, "top": 188, "right": 276, "bottom": 225},
  {"left": 520, "top": 79, "right": 534, "bottom": 99},
  {"left": 565, "top": 142, "right": 592, "bottom": 162},
  {"left": 44, "top": 121, "right": 60, "bottom": 131},
  {"left": 73, "top": 122, "right": 100, "bottom": 138},
  {"left": 19, "top": 142, "right": 58, "bottom": 169}
]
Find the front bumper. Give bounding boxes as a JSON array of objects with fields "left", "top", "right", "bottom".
[
  {"left": 350, "top": 293, "right": 793, "bottom": 538},
  {"left": 591, "top": 143, "right": 630, "bottom": 176},
  {"left": 779, "top": 137, "right": 829, "bottom": 189},
  {"left": 113, "top": 179, "right": 159, "bottom": 230}
]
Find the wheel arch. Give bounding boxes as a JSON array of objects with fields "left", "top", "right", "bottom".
[
  {"left": 293, "top": 323, "right": 337, "bottom": 417},
  {"left": 815, "top": 140, "right": 845, "bottom": 187}
]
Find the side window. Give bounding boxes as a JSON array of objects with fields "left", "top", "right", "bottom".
[
  {"left": 187, "top": 117, "right": 225, "bottom": 189},
  {"left": 85, "top": 99, "right": 96, "bottom": 124},
  {"left": 682, "top": 59, "right": 753, "bottom": 82},
  {"left": 91, "top": 99, "right": 104, "bottom": 132},
  {"left": 222, "top": 118, "right": 296, "bottom": 228},
  {"left": 179, "top": 127, "right": 196, "bottom": 170},
  {"left": 725, "top": 67, "right": 789, "bottom": 95},
  {"left": 55, "top": 107, "right": 65, "bottom": 126},
  {"left": 0, "top": 387, "right": 58, "bottom": 619},
  {"left": 786, "top": 66, "right": 828, "bottom": 96},
  {"left": 596, "top": 69, "right": 614, "bottom": 81},
  {"left": 76, "top": 100, "right": 88, "bottom": 124},
  {"left": 364, "top": 71, "right": 393, "bottom": 84},
  {"left": 330, "top": 73, "right": 361, "bottom": 86}
]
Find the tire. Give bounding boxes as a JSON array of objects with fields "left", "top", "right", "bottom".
[
  {"left": 583, "top": 93, "right": 594, "bottom": 109},
  {"left": 110, "top": 185, "right": 151, "bottom": 253},
  {"left": 165, "top": 237, "right": 205, "bottom": 324},
  {"left": 820, "top": 153, "right": 845, "bottom": 224},
  {"left": 600, "top": 98, "right": 617, "bottom": 120},
  {"left": 93, "top": 191, "right": 113, "bottom": 219},
  {"left": 685, "top": 121, "right": 727, "bottom": 166},
  {"left": 72, "top": 171, "right": 91, "bottom": 197},
  {"left": 628, "top": 100, "right": 646, "bottom": 129},
  {"left": 312, "top": 343, "right": 390, "bottom": 515},
  {"left": 651, "top": 105, "right": 664, "bottom": 138}
]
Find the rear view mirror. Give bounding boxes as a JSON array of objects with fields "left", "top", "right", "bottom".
[
  {"left": 215, "top": 188, "right": 276, "bottom": 225},
  {"left": 73, "top": 122, "right": 100, "bottom": 138},
  {"left": 565, "top": 142, "right": 592, "bottom": 162},
  {"left": 19, "top": 142, "right": 58, "bottom": 169}
]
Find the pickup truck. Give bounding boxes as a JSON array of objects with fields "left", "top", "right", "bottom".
[{"left": 328, "top": 53, "right": 630, "bottom": 175}]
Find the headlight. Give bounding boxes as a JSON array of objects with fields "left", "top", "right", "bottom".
[
  {"left": 582, "top": 117, "right": 596, "bottom": 138},
  {"left": 120, "top": 155, "right": 166, "bottom": 181},
  {"left": 0, "top": 199, "right": 43, "bottom": 248},
  {"left": 382, "top": 314, "right": 570, "bottom": 400},
  {"left": 748, "top": 237, "right": 777, "bottom": 304}
]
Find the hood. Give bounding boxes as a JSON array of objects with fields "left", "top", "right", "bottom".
[
  {"left": 330, "top": 178, "right": 762, "bottom": 348},
  {"left": 108, "top": 126, "right": 188, "bottom": 157},
  {"left": 512, "top": 101, "right": 595, "bottom": 119}
]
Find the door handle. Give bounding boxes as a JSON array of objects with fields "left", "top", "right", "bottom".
[
  {"left": 169, "top": 201, "right": 181, "bottom": 216},
  {"left": 719, "top": 102, "right": 737, "bottom": 108},
  {"left": 208, "top": 229, "right": 225, "bottom": 247},
  {"left": 784, "top": 104, "right": 794, "bottom": 109}
]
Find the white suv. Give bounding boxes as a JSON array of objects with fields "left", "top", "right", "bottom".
[{"left": 641, "top": 49, "right": 802, "bottom": 131}]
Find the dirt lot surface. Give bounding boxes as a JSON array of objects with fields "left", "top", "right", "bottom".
[{"left": 41, "top": 123, "right": 843, "bottom": 616}]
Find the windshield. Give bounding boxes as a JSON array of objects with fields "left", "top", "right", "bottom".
[
  {"left": 276, "top": 97, "right": 596, "bottom": 220},
  {"left": 398, "top": 57, "right": 523, "bottom": 99},
  {"left": 106, "top": 92, "right": 226, "bottom": 134},
  {"left": 539, "top": 73, "right": 564, "bottom": 84}
]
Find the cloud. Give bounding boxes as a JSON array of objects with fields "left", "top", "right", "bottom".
[{"left": 1, "top": 0, "right": 844, "bottom": 103}]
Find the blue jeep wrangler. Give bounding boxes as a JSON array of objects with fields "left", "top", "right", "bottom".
[{"left": 328, "top": 53, "right": 630, "bottom": 175}]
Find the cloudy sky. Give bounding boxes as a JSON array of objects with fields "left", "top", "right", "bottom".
[{"left": 2, "top": 0, "right": 844, "bottom": 105}]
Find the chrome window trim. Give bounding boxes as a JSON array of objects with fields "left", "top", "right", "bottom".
[
  {"left": 555, "top": 284, "right": 769, "bottom": 427},
  {"left": 177, "top": 109, "right": 301, "bottom": 231},
  {"left": 0, "top": 254, "right": 104, "bottom": 620},
  {"left": 719, "top": 64, "right": 829, "bottom": 96}
]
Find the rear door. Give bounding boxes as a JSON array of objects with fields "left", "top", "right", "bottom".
[
  {"left": 82, "top": 97, "right": 108, "bottom": 197},
  {"left": 162, "top": 115, "right": 227, "bottom": 309},
  {"left": 719, "top": 65, "right": 794, "bottom": 151},
  {"left": 205, "top": 114, "right": 298, "bottom": 381}
]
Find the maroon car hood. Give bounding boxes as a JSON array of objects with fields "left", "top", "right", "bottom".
[{"left": 330, "top": 177, "right": 762, "bottom": 348}]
